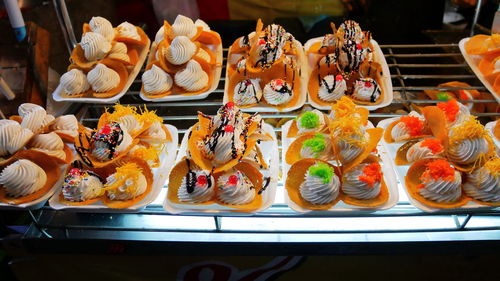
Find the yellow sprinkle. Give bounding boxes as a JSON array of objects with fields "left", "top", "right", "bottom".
[
  {"left": 329, "top": 116, "right": 365, "bottom": 145},
  {"left": 330, "top": 96, "right": 357, "bottom": 119}
]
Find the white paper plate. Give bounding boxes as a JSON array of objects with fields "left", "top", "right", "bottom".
[
  {"left": 0, "top": 165, "right": 67, "bottom": 210},
  {"left": 163, "top": 123, "right": 279, "bottom": 214},
  {"left": 485, "top": 120, "right": 500, "bottom": 149},
  {"left": 48, "top": 125, "right": 178, "bottom": 212},
  {"left": 459, "top": 37, "right": 500, "bottom": 104},
  {"left": 282, "top": 120, "right": 399, "bottom": 213},
  {"left": 302, "top": 38, "right": 393, "bottom": 111},
  {"left": 223, "top": 40, "right": 308, "bottom": 112},
  {"left": 377, "top": 117, "right": 497, "bottom": 212},
  {"left": 139, "top": 41, "right": 223, "bottom": 102},
  {"left": 53, "top": 38, "right": 151, "bottom": 104}
]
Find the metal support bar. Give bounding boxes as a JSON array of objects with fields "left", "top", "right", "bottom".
[
  {"left": 27, "top": 210, "right": 52, "bottom": 239},
  {"left": 470, "top": 0, "right": 483, "bottom": 36},
  {"left": 214, "top": 216, "right": 221, "bottom": 232},
  {"left": 52, "top": 0, "right": 77, "bottom": 55}
]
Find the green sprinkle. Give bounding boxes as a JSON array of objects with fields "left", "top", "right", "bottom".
[
  {"left": 308, "top": 162, "right": 335, "bottom": 184},
  {"left": 436, "top": 92, "right": 452, "bottom": 101},
  {"left": 299, "top": 111, "right": 320, "bottom": 129},
  {"left": 303, "top": 134, "right": 326, "bottom": 157}
]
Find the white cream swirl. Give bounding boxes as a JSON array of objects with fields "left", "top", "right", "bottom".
[
  {"left": 318, "top": 75, "right": 346, "bottom": 102},
  {"left": 60, "top": 69, "right": 90, "bottom": 95},
  {"left": 195, "top": 47, "right": 211, "bottom": 62},
  {"left": 18, "top": 103, "right": 54, "bottom": 134},
  {"left": 169, "top": 15, "right": 198, "bottom": 39},
  {"left": 105, "top": 172, "right": 147, "bottom": 200},
  {"left": 108, "top": 42, "right": 130, "bottom": 62},
  {"left": 447, "top": 138, "right": 490, "bottom": 165},
  {"left": 178, "top": 170, "right": 214, "bottom": 203},
  {"left": 89, "top": 16, "right": 115, "bottom": 41},
  {"left": 0, "top": 159, "right": 46, "bottom": 198},
  {"left": 166, "top": 36, "right": 197, "bottom": 65},
  {"left": 464, "top": 168, "right": 500, "bottom": 202},
  {"left": 62, "top": 169, "right": 103, "bottom": 202},
  {"left": 49, "top": 115, "right": 78, "bottom": 138},
  {"left": 217, "top": 170, "right": 255, "bottom": 205},
  {"left": 234, "top": 79, "right": 262, "bottom": 106},
  {"left": 143, "top": 121, "right": 166, "bottom": 140},
  {"left": 195, "top": 19, "right": 210, "bottom": 31},
  {"left": 297, "top": 110, "right": 325, "bottom": 134},
  {"left": 175, "top": 60, "right": 209, "bottom": 92},
  {"left": 116, "top": 22, "right": 140, "bottom": 41},
  {"left": 299, "top": 170, "right": 340, "bottom": 205},
  {"left": 154, "top": 26, "right": 165, "bottom": 44},
  {"left": 352, "top": 78, "right": 380, "bottom": 102},
  {"left": 87, "top": 63, "right": 120, "bottom": 93},
  {"left": 142, "top": 65, "right": 173, "bottom": 95},
  {"left": 419, "top": 171, "right": 462, "bottom": 202},
  {"left": 0, "top": 122, "right": 33, "bottom": 156},
  {"left": 203, "top": 131, "right": 244, "bottom": 165},
  {"left": 342, "top": 163, "right": 381, "bottom": 200},
  {"left": 406, "top": 141, "right": 442, "bottom": 163},
  {"left": 391, "top": 111, "right": 426, "bottom": 142},
  {"left": 29, "top": 132, "right": 65, "bottom": 160},
  {"left": 80, "top": 32, "right": 111, "bottom": 61},
  {"left": 263, "top": 79, "right": 293, "bottom": 105}
]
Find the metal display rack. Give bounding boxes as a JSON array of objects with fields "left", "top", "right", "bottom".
[{"left": 18, "top": 44, "right": 499, "bottom": 252}]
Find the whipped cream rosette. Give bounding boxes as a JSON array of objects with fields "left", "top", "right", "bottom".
[
  {"left": 463, "top": 157, "right": 500, "bottom": 206},
  {"left": 286, "top": 109, "right": 329, "bottom": 138},
  {"left": 307, "top": 20, "right": 386, "bottom": 107},
  {"left": 435, "top": 99, "right": 471, "bottom": 128},
  {"left": 141, "top": 14, "right": 221, "bottom": 99},
  {"left": 405, "top": 158, "right": 469, "bottom": 209},
  {"left": 0, "top": 119, "right": 33, "bottom": 161},
  {"left": 27, "top": 132, "right": 73, "bottom": 164},
  {"left": 59, "top": 163, "right": 104, "bottom": 206},
  {"left": 383, "top": 111, "right": 432, "bottom": 143},
  {"left": 285, "top": 159, "right": 342, "bottom": 210},
  {"left": 98, "top": 104, "right": 148, "bottom": 137},
  {"left": 114, "top": 21, "right": 149, "bottom": 46},
  {"left": 285, "top": 133, "right": 333, "bottom": 165},
  {"left": 107, "top": 41, "right": 139, "bottom": 66},
  {"left": 395, "top": 138, "right": 445, "bottom": 165},
  {"left": 226, "top": 19, "right": 304, "bottom": 110},
  {"left": 135, "top": 108, "right": 173, "bottom": 144},
  {"left": 48, "top": 115, "right": 80, "bottom": 142},
  {"left": 0, "top": 150, "right": 61, "bottom": 204}
]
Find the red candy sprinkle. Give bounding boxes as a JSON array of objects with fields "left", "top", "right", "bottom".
[
  {"left": 258, "top": 39, "right": 266, "bottom": 45},
  {"left": 69, "top": 168, "right": 80, "bottom": 175},
  {"left": 275, "top": 79, "right": 284, "bottom": 86},
  {"left": 101, "top": 125, "right": 111, "bottom": 135},
  {"left": 356, "top": 43, "right": 362, "bottom": 50},
  {"left": 224, "top": 125, "right": 234, "bottom": 132},
  {"left": 228, "top": 175, "right": 238, "bottom": 185},
  {"left": 335, "top": 74, "right": 343, "bottom": 81},
  {"left": 226, "top": 102, "right": 234, "bottom": 109},
  {"left": 197, "top": 175, "right": 207, "bottom": 186},
  {"left": 364, "top": 81, "right": 372, "bottom": 87}
]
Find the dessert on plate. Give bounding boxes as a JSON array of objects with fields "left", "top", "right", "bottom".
[
  {"left": 226, "top": 19, "right": 305, "bottom": 110},
  {"left": 168, "top": 102, "right": 274, "bottom": 211},
  {"left": 307, "top": 20, "right": 385, "bottom": 107},
  {"left": 141, "top": 15, "right": 222, "bottom": 99},
  {"left": 56, "top": 16, "right": 149, "bottom": 99},
  {"left": 383, "top": 111, "right": 431, "bottom": 143},
  {"left": 463, "top": 157, "right": 500, "bottom": 206}
]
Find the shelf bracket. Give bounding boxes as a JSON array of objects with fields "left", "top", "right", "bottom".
[
  {"left": 27, "top": 210, "right": 52, "bottom": 239},
  {"left": 453, "top": 214, "right": 473, "bottom": 230}
]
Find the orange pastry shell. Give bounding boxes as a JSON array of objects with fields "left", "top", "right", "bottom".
[
  {"left": 90, "top": 59, "right": 129, "bottom": 98},
  {"left": 395, "top": 139, "right": 422, "bottom": 166},
  {"left": 404, "top": 158, "right": 470, "bottom": 209},
  {"left": 115, "top": 25, "right": 149, "bottom": 46},
  {"left": 340, "top": 155, "right": 389, "bottom": 207},
  {"left": 167, "top": 158, "right": 215, "bottom": 205},
  {"left": 285, "top": 158, "right": 342, "bottom": 211},
  {"left": 465, "top": 34, "right": 500, "bottom": 56},
  {"left": 0, "top": 150, "right": 61, "bottom": 204},
  {"left": 286, "top": 113, "right": 330, "bottom": 138},
  {"left": 494, "top": 121, "right": 500, "bottom": 140},
  {"left": 338, "top": 127, "right": 383, "bottom": 173},
  {"left": 285, "top": 133, "right": 332, "bottom": 165}
]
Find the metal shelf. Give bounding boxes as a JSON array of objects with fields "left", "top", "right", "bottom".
[{"left": 22, "top": 43, "right": 500, "bottom": 245}]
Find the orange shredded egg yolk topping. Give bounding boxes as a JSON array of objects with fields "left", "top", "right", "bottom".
[
  {"left": 437, "top": 99, "right": 459, "bottom": 122},
  {"left": 420, "top": 159, "right": 455, "bottom": 186},
  {"left": 358, "top": 162, "right": 382, "bottom": 187},
  {"left": 139, "top": 106, "right": 163, "bottom": 124},
  {"left": 449, "top": 116, "right": 491, "bottom": 144},
  {"left": 330, "top": 117, "right": 365, "bottom": 145},
  {"left": 104, "top": 163, "right": 143, "bottom": 194},
  {"left": 420, "top": 138, "right": 443, "bottom": 154},
  {"left": 484, "top": 158, "right": 500, "bottom": 177},
  {"left": 331, "top": 96, "right": 357, "bottom": 119},
  {"left": 399, "top": 115, "right": 424, "bottom": 136}
]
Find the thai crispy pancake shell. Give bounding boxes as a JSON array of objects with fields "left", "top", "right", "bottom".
[
  {"left": 478, "top": 54, "right": 500, "bottom": 83},
  {"left": 101, "top": 157, "right": 154, "bottom": 209},
  {"left": 75, "top": 124, "right": 139, "bottom": 168},
  {"left": 69, "top": 44, "right": 98, "bottom": 72},
  {"left": 465, "top": 34, "right": 500, "bottom": 56},
  {"left": 285, "top": 133, "right": 332, "bottom": 165},
  {"left": 227, "top": 59, "right": 301, "bottom": 111},
  {"left": 167, "top": 157, "right": 215, "bottom": 205},
  {"left": 0, "top": 150, "right": 61, "bottom": 204},
  {"left": 395, "top": 139, "right": 422, "bottom": 166},
  {"left": 340, "top": 155, "right": 389, "bottom": 207},
  {"left": 383, "top": 117, "right": 432, "bottom": 144},
  {"left": 421, "top": 106, "right": 449, "bottom": 145},
  {"left": 339, "top": 127, "right": 383, "bottom": 173},
  {"left": 494, "top": 73, "right": 500, "bottom": 94},
  {"left": 90, "top": 59, "right": 129, "bottom": 98},
  {"left": 115, "top": 25, "right": 149, "bottom": 46},
  {"left": 196, "top": 30, "right": 222, "bottom": 46},
  {"left": 214, "top": 161, "right": 264, "bottom": 211},
  {"left": 405, "top": 158, "right": 470, "bottom": 209},
  {"left": 97, "top": 111, "right": 152, "bottom": 139},
  {"left": 494, "top": 121, "right": 500, "bottom": 140},
  {"left": 286, "top": 113, "right": 330, "bottom": 138},
  {"left": 285, "top": 158, "right": 342, "bottom": 211}
]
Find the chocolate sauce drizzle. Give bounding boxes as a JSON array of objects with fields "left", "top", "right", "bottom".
[
  {"left": 236, "top": 80, "right": 259, "bottom": 104},
  {"left": 253, "top": 24, "right": 292, "bottom": 69},
  {"left": 258, "top": 177, "right": 271, "bottom": 195}
]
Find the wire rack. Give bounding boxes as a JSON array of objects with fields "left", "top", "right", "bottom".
[{"left": 23, "top": 43, "right": 500, "bottom": 245}]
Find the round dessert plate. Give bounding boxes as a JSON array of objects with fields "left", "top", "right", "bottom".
[
  {"left": 303, "top": 38, "right": 393, "bottom": 111},
  {"left": 163, "top": 123, "right": 279, "bottom": 214},
  {"left": 282, "top": 120, "right": 399, "bottom": 213},
  {"left": 223, "top": 40, "right": 308, "bottom": 112},
  {"left": 48, "top": 125, "right": 178, "bottom": 212},
  {"left": 459, "top": 37, "right": 500, "bottom": 104},
  {"left": 53, "top": 38, "right": 151, "bottom": 104},
  {"left": 139, "top": 41, "right": 223, "bottom": 102},
  {"left": 485, "top": 120, "right": 500, "bottom": 149},
  {"left": 378, "top": 117, "right": 498, "bottom": 212},
  {"left": 0, "top": 165, "right": 67, "bottom": 210}
]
